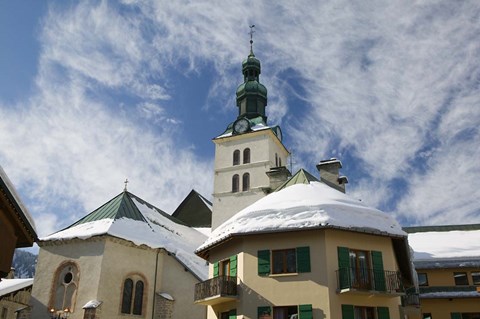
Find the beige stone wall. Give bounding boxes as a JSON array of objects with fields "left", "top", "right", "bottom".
[
  {"left": 212, "top": 130, "right": 289, "bottom": 229},
  {"left": 30, "top": 238, "right": 105, "bottom": 319},
  {"left": 206, "top": 229, "right": 404, "bottom": 319}
]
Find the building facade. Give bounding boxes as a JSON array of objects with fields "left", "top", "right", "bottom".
[
  {"left": 196, "top": 170, "right": 414, "bottom": 319},
  {"left": 30, "top": 191, "right": 208, "bottom": 319},
  {"left": 406, "top": 225, "right": 480, "bottom": 319}
]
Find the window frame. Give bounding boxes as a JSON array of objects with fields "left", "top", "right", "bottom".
[
  {"left": 273, "top": 305, "right": 298, "bottom": 319},
  {"left": 472, "top": 271, "right": 480, "bottom": 285},
  {"left": 418, "top": 272, "right": 429, "bottom": 286},
  {"left": 243, "top": 148, "right": 251, "bottom": 164},
  {"left": 232, "top": 174, "right": 239, "bottom": 193},
  {"left": 454, "top": 272, "right": 469, "bottom": 286},
  {"left": 242, "top": 173, "right": 250, "bottom": 191},
  {"left": 120, "top": 275, "right": 146, "bottom": 316},
  {"left": 233, "top": 150, "right": 240, "bottom": 166},
  {"left": 272, "top": 248, "right": 297, "bottom": 274},
  {"left": 349, "top": 249, "right": 372, "bottom": 289}
]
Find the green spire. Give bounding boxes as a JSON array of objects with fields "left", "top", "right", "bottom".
[{"left": 235, "top": 25, "right": 268, "bottom": 122}]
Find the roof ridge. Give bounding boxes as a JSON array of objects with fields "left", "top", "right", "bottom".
[
  {"left": 404, "top": 223, "right": 480, "bottom": 233},
  {"left": 275, "top": 168, "right": 319, "bottom": 192}
]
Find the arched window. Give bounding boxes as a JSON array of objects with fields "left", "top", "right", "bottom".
[
  {"left": 243, "top": 148, "right": 250, "bottom": 164},
  {"left": 121, "top": 279, "right": 133, "bottom": 314},
  {"left": 242, "top": 173, "right": 250, "bottom": 191},
  {"left": 279, "top": 157, "right": 282, "bottom": 167},
  {"left": 49, "top": 261, "right": 79, "bottom": 314},
  {"left": 133, "top": 281, "right": 144, "bottom": 315},
  {"left": 121, "top": 276, "right": 146, "bottom": 315},
  {"left": 232, "top": 174, "right": 239, "bottom": 193},
  {"left": 233, "top": 150, "right": 240, "bottom": 166},
  {"left": 275, "top": 153, "right": 278, "bottom": 167}
]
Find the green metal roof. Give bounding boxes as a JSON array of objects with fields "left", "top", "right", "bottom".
[
  {"left": 70, "top": 191, "right": 147, "bottom": 227},
  {"left": 275, "top": 169, "right": 319, "bottom": 192}
]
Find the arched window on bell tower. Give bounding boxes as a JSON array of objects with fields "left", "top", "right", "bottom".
[
  {"left": 232, "top": 174, "right": 239, "bottom": 193},
  {"left": 243, "top": 148, "right": 251, "bottom": 164},
  {"left": 233, "top": 150, "right": 240, "bottom": 166},
  {"left": 242, "top": 173, "right": 250, "bottom": 191}
]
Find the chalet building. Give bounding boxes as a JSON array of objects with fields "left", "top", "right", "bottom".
[
  {"left": 0, "top": 166, "right": 37, "bottom": 279},
  {"left": 0, "top": 269, "right": 33, "bottom": 319},
  {"left": 30, "top": 190, "right": 210, "bottom": 319},
  {"left": 405, "top": 225, "right": 480, "bottom": 319}
]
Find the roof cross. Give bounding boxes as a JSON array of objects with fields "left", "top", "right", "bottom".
[
  {"left": 124, "top": 178, "right": 129, "bottom": 192},
  {"left": 249, "top": 24, "right": 255, "bottom": 53}
]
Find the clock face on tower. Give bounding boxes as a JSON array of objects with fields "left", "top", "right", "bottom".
[{"left": 233, "top": 118, "right": 250, "bottom": 134}]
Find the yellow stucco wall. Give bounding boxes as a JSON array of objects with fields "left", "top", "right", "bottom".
[
  {"left": 205, "top": 228, "right": 404, "bottom": 319},
  {"left": 419, "top": 298, "right": 480, "bottom": 319}
]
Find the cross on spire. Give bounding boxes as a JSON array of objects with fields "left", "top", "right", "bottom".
[
  {"left": 124, "top": 178, "right": 129, "bottom": 192},
  {"left": 249, "top": 24, "right": 255, "bottom": 54}
]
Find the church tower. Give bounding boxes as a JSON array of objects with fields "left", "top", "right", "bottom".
[{"left": 212, "top": 30, "right": 291, "bottom": 229}]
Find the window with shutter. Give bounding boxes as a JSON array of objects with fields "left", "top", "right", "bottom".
[
  {"left": 213, "top": 262, "right": 219, "bottom": 277},
  {"left": 298, "top": 304, "right": 313, "bottom": 319},
  {"left": 371, "top": 251, "right": 386, "bottom": 291},
  {"left": 377, "top": 307, "right": 390, "bottom": 319},
  {"left": 258, "top": 250, "right": 270, "bottom": 276},
  {"left": 341, "top": 304, "right": 354, "bottom": 319},
  {"left": 338, "top": 247, "right": 350, "bottom": 289},
  {"left": 230, "top": 255, "right": 237, "bottom": 277},
  {"left": 451, "top": 314, "right": 461, "bottom": 319},
  {"left": 296, "top": 247, "right": 311, "bottom": 273},
  {"left": 229, "top": 309, "right": 237, "bottom": 319}
]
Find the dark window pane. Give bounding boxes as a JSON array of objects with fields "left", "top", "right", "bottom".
[
  {"left": 472, "top": 272, "right": 480, "bottom": 285},
  {"left": 121, "top": 279, "right": 133, "bottom": 314},
  {"left": 243, "top": 148, "right": 250, "bottom": 164},
  {"left": 233, "top": 150, "right": 240, "bottom": 165},
  {"left": 232, "top": 175, "right": 239, "bottom": 193},
  {"left": 272, "top": 249, "right": 296, "bottom": 274},
  {"left": 133, "top": 281, "right": 144, "bottom": 315},
  {"left": 454, "top": 272, "right": 469, "bottom": 285},
  {"left": 242, "top": 173, "right": 250, "bottom": 191},
  {"left": 418, "top": 273, "right": 428, "bottom": 286}
]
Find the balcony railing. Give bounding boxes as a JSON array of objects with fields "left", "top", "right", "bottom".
[
  {"left": 401, "top": 291, "right": 420, "bottom": 307},
  {"left": 194, "top": 276, "right": 237, "bottom": 305},
  {"left": 336, "top": 267, "right": 404, "bottom": 294}
]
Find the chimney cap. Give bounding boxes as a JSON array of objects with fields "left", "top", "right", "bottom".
[{"left": 316, "top": 158, "right": 342, "bottom": 169}]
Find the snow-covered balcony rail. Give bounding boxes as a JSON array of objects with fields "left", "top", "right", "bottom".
[
  {"left": 336, "top": 267, "right": 404, "bottom": 295},
  {"left": 419, "top": 285, "right": 480, "bottom": 299},
  {"left": 194, "top": 276, "right": 238, "bottom": 305}
]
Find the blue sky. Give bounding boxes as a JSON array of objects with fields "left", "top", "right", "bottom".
[{"left": 1, "top": 1, "right": 479, "bottom": 238}]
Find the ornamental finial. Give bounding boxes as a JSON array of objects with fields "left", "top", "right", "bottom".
[
  {"left": 249, "top": 24, "right": 255, "bottom": 55},
  {"left": 124, "top": 178, "right": 129, "bottom": 192}
]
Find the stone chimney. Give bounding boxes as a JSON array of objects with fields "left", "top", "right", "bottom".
[
  {"left": 316, "top": 158, "right": 348, "bottom": 193},
  {"left": 265, "top": 166, "right": 291, "bottom": 193}
]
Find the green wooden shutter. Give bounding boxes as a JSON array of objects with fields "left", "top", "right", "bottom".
[
  {"left": 229, "top": 309, "right": 237, "bottom": 319},
  {"left": 451, "top": 313, "right": 462, "bottom": 319},
  {"left": 341, "top": 304, "right": 354, "bottom": 319},
  {"left": 371, "top": 251, "right": 386, "bottom": 291},
  {"left": 258, "top": 306, "right": 271, "bottom": 318},
  {"left": 258, "top": 250, "right": 270, "bottom": 276},
  {"left": 213, "top": 262, "right": 219, "bottom": 277},
  {"left": 377, "top": 307, "right": 390, "bottom": 319},
  {"left": 338, "top": 247, "right": 350, "bottom": 289},
  {"left": 299, "top": 304, "right": 312, "bottom": 319},
  {"left": 296, "top": 247, "right": 311, "bottom": 273},
  {"left": 230, "top": 255, "right": 237, "bottom": 277}
]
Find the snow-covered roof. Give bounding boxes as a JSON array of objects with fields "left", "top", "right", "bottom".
[
  {"left": 0, "top": 278, "right": 33, "bottom": 297},
  {"left": 197, "top": 180, "right": 406, "bottom": 253},
  {"left": 0, "top": 166, "right": 37, "bottom": 238},
  {"left": 406, "top": 225, "right": 480, "bottom": 267},
  {"left": 83, "top": 300, "right": 102, "bottom": 309},
  {"left": 41, "top": 192, "right": 208, "bottom": 280}
]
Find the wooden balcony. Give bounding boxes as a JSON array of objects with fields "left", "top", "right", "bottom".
[
  {"left": 336, "top": 267, "right": 404, "bottom": 296},
  {"left": 194, "top": 276, "right": 238, "bottom": 305}
]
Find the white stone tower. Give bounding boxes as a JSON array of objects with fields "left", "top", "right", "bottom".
[{"left": 211, "top": 33, "right": 290, "bottom": 229}]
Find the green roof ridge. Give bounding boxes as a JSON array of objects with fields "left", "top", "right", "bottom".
[
  {"left": 404, "top": 223, "right": 480, "bottom": 233},
  {"left": 70, "top": 192, "right": 147, "bottom": 228},
  {"left": 275, "top": 169, "right": 319, "bottom": 192}
]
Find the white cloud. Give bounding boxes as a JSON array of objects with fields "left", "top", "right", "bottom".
[{"left": 1, "top": 0, "right": 480, "bottom": 236}]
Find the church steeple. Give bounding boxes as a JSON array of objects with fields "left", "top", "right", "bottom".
[{"left": 235, "top": 25, "right": 268, "bottom": 122}]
